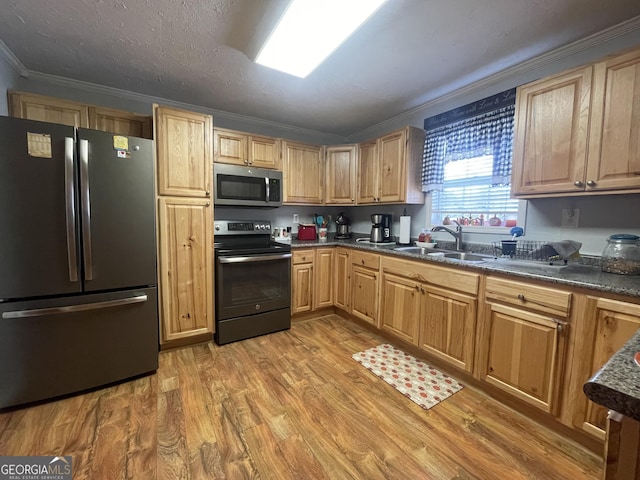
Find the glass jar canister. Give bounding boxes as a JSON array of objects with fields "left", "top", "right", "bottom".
[{"left": 601, "top": 234, "right": 640, "bottom": 275}]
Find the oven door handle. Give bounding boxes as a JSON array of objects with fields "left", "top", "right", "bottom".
[{"left": 218, "top": 253, "right": 292, "bottom": 264}]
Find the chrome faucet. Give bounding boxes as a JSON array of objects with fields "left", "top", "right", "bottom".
[{"left": 431, "top": 223, "right": 463, "bottom": 251}]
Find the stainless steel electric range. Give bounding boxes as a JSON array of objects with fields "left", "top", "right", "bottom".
[{"left": 213, "top": 220, "right": 292, "bottom": 345}]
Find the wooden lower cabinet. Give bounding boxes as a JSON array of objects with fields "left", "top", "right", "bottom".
[
  {"left": 380, "top": 271, "right": 420, "bottom": 344},
  {"left": 292, "top": 250, "right": 314, "bottom": 314},
  {"left": 570, "top": 297, "right": 640, "bottom": 440},
  {"left": 479, "top": 277, "right": 571, "bottom": 415},
  {"left": 157, "top": 197, "right": 213, "bottom": 344},
  {"left": 419, "top": 286, "right": 476, "bottom": 372},
  {"left": 314, "top": 248, "right": 334, "bottom": 309},
  {"left": 291, "top": 248, "right": 334, "bottom": 314},
  {"left": 333, "top": 248, "right": 351, "bottom": 312},
  {"left": 379, "top": 256, "right": 479, "bottom": 371},
  {"left": 350, "top": 251, "right": 380, "bottom": 325},
  {"left": 481, "top": 303, "right": 568, "bottom": 415}
]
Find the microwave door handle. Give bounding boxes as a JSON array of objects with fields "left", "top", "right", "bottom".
[{"left": 265, "top": 177, "right": 270, "bottom": 203}]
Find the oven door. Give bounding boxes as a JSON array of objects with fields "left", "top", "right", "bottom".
[{"left": 216, "top": 252, "right": 291, "bottom": 320}]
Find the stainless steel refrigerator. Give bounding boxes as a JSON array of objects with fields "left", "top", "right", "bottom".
[{"left": 0, "top": 116, "right": 158, "bottom": 409}]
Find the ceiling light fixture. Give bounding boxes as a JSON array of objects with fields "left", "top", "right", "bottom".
[{"left": 255, "top": 0, "right": 387, "bottom": 78}]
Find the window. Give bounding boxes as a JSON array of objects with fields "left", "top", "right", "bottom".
[
  {"left": 430, "top": 155, "right": 522, "bottom": 229},
  {"left": 422, "top": 89, "right": 525, "bottom": 233}
]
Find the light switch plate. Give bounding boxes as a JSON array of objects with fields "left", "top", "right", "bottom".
[
  {"left": 561, "top": 208, "right": 580, "bottom": 228},
  {"left": 293, "top": 213, "right": 299, "bottom": 223}
]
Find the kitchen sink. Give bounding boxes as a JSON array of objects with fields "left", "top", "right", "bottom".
[
  {"left": 440, "top": 252, "right": 491, "bottom": 262},
  {"left": 393, "top": 246, "right": 492, "bottom": 263},
  {"left": 393, "top": 246, "right": 434, "bottom": 254}
]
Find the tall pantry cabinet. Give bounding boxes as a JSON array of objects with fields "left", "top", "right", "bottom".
[{"left": 154, "top": 105, "right": 214, "bottom": 346}]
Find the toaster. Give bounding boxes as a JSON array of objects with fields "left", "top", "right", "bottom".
[{"left": 297, "top": 224, "right": 317, "bottom": 240}]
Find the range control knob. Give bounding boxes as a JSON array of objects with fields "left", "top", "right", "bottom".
[{"left": 214, "top": 224, "right": 221, "bottom": 231}]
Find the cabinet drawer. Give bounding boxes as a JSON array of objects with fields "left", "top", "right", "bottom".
[
  {"left": 381, "top": 256, "right": 479, "bottom": 295},
  {"left": 485, "top": 276, "right": 571, "bottom": 317},
  {"left": 351, "top": 250, "right": 380, "bottom": 270},
  {"left": 292, "top": 249, "right": 314, "bottom": 265}
]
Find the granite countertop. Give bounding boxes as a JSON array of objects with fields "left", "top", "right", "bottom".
[
  {"left": 284, "top": 234, "right": 640, "bottom": 297},
  {"left": 584, "top": 330, "right": 640, "bottom": 422}
]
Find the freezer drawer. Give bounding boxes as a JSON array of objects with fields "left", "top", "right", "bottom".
[{"left": 0, "top": 287, "right": 158, "bottom": 409}]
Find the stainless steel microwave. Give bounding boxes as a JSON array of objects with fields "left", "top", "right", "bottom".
[{"left": 213, "top": 163, "right": 283, "bottom": 207}]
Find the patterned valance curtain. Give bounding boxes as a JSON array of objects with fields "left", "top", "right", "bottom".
[{"left": 421, "top": 89, "right": 516, "bottom": 192}]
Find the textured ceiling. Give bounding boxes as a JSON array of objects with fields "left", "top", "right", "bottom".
[{"left": 1, "top": 0, "right": 640, "bottom": 136}]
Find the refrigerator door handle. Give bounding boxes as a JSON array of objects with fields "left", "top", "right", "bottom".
[
  {"left": 64, "top": 136, "right": 79, "bottom": 282},
  {"left": 79, "top": 139, "right": 94, "bottom": 280},
  {"left": 2, "top": 294, "right": 148, "bottom": 319}
]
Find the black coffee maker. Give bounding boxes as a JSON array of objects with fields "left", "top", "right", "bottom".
[
  {"left": 370, "top": 214, "right": 392, "bottom": 243},
  {"left": 335, "top": 212, "right": 352, "bottom": 239}
]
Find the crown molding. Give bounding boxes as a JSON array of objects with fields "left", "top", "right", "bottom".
[
  {"left": 24, "top": 70, "right": 343, "bottom": 141},
  {"left": 0, "top": 39, "right": 29, "bottom": 78},
  {"left": 349, "top": 14, "right": 640, "bottom": 140}
]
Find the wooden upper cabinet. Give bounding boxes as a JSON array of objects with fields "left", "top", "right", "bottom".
[
  {"left": 325, "top": 144, "right": 357, "bottom": 204},
  {"left": 214, "top": 128, "right": 280, "bottom": 170},
  {"left": 9, "top": 91, "right": 153, "bottom": 138},
  {"left": 511, "top": 66, "right": 593, "bottom": 196},
  {"left": 157, "top": 197, "right": 213, "bottom": 343},
  {"left": 283, "top": 141, "right": 324, "bottom": 204},
  {"left": 586, "top": 47, "right": 640, "bottom": 192},
  {"left": 88, "top": 106, "right": 152, "bottom": 139},
  {"left": 155, "top": 105, "right": 212, "bottom": 197},
  {"left": 356, "top": 140, "right": 378, "bottom": 204},
  {"left": 356, "top": 126, "right": 425, "bottom": 205},
  {"left": 9, "top": 91, "right": 89, "bottom": 128},
  {"left": 512, "top": 46, "right": 640, "bottom": 197}
]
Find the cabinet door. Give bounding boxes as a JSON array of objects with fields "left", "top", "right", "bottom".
[
  {"left": 334, "top": 248, "right": 351, "bottom": 311},
  {"left": 579, "top": 298, "right": 640, "bottom": 439},
  {"left": 155, "top": 106, "right": 212, "bottom": 197},
  {"left": 9, "top": 91, "right": 89, "bottom": 128},
  {"left": 511, "top": 66, "right": 592, "bottom": 196},
  {"left": 213, "top": 128, "right": 247, "bottom": 166},
  {"left": 378, "top": 130, "right": 406, "bottom": 203},
  {"left": 351, "top": 265, "right": 379, "bottom": 325},
  {"left": 586, "top": 48, "right": 640, "bottom": 192},
  {"left": 292, "top": 263, "right": 313, "bottom": 314},
  {"left": 483, "top": 303, "right": 567, "bottom": 415},
  {"left": 325, "top": 145, "right": 357, "bottom": 204},
  {"left": 357, "top": 140, "right": 378, "bottom": 204},
  {"left": 379, "top": 272, "right": 420, "bottom": 345},
  {"left": 158, "top": 197, "right": 213, "bottom": 343},
  {"left": 283, "top": 141, "right": 324, "bottom": 204},
  {"left": 88, "top": 107, "right": 152, "bottom": 139},
  {"left": 419, "top": 286, "right": 477, "bottom": 372},
  {"left": 248, "top": 135, "right": 280, "bottom": 169},
  {"left": 313, "top": 248, "right": 334, "bottom": 309}
]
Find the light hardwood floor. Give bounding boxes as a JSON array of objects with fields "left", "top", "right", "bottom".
[{"left": 0, "top": 314, "right": 602, "bottom": 479}]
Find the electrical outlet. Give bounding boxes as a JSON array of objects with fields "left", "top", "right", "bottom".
[
  {"left": 293, "top": 213, "right": 299, "bottom": 223},
  {"left": 561, "top": 208, "right": 580, "bottom": 228}
]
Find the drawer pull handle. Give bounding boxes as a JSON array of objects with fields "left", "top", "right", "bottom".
[{"left": 517, "top": 294, "right": 526, "bottom": 301}]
